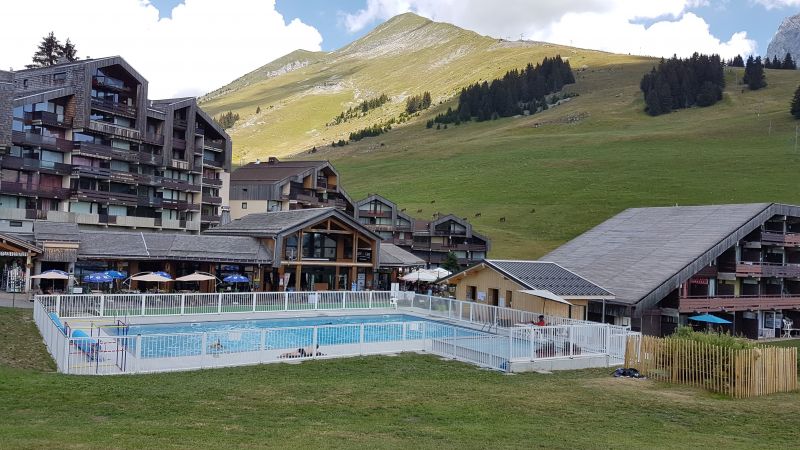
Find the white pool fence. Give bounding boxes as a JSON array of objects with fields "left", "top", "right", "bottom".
[{"left": 33, "top": 291, "right": 638, "bottom": 375}]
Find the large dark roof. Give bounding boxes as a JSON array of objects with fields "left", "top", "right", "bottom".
[
  {"left": 231, "top": 160, "right": 330, "bottom": 183},
  {"left": 77, "top": 230, "right": 272, "bottom": 263},
  {"left": 480, "top": 260, "right": 613, "bottom": 298},
  {"left": 34, "top": 222, "right": 81, "bottom": 242},
  {"left": 543, "top": 203, "right": 800, "bottom": 310},
  {"left": 379, "top": 244, "right": 425, "bottom": 267},
  {"left": 205, "top": 207, "right": 381, "bottom": 240}
]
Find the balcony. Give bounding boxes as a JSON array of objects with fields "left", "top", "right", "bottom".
[
  {"left": 24, "top": 111, "right": 73, "bottom": 128},
  {"left": 204, "top": 139, "right": 225, "bottom": 151},
  {"left": 12, "top": 131, "right": 72, "bottom": 152},
  {"left": 420, "top": 242, "right": 487, "bottom": 252},
  {"left": 735, "top": 262, "right": 800, "bottom": 278},
  {"left": 144, "top": 132, "right": 164, "bottom": 146},
  {"left": 392, "top": 238, "right": 414, "bottom": 246},
  {"left": 195, "top": 124, "right": 205, "bottom": 135},
  {"left": 1, "top": 156, "right": 71, "bottom": 175},
  {"left": 202, "top": 195, "right": 222, "bottom": 206},
  {"left": 161, "top": 198, "right": 200, "bottom": 211},
  {"left": 172, "top": 138, "right": 187, "bottom": 150},
  {"left": 91, "top": 98, "right": 137, "bottom": 117},
  {"left": 761, "top": 231, "right": 800, "bottom": 246},
  {"left": 72, "top": 189, "right": 138, "bottom": 205},
  {"left": 0, "top": 181, "right": 71, "bottom": 199},
  {"left": 73, "top": 141, "right": 140, "bottom": 163},
  {"left": 92, "top": 76, "right": 132, "bottom": 93},
  {"left": 201, "top": 214, "right": 220, "bottom": 223},
  {"left": 169, "top": 159, "right": 190, "bottom": 170},
  {"left": 161, "top": 177, "right": 200, "bottom": 192},
  {"left": 87, "top": 120, "right": 141, "bottom": 140},
  {"left": 173, "top": 118, "right": 188, "bottom": 128},
  {"left": 71, "top": 165, "right": 111, "bottom": 179},
  {"left": 139, "top": 152, "right": 162, "bottom": 166},
  {"left": 359, "top": 210, "right": 392, "bottom": 218},
  {"left": 202, "top": 158, "right": 224, "bottom": 169},
  {"left": 202, "top": 176, "right": 223, "bottom": 187},
  {"left": 137, "top": 195, "right": 163, "bottom": 208},
  {"left": 679, "top": 295, "right": 800, "bottom": 313}
]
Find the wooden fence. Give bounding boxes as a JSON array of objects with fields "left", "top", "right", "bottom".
[{"left": 624, "top": 336, "right": 798, "bottom": 398}]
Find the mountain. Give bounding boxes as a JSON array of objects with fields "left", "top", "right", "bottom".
[
  {"left": 204, "top": 13, "right": 800, "bottom": 259},
  {"left": 200, "top": 13, "right": 649, "bottom": 159},
  {"left": 766, "top": 13, "right": 800, "bottom": 62}
]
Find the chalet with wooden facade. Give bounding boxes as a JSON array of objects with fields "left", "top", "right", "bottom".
[
  {"left": 205, "top": 207, "right": 381, "bottom": 291},
  {"left": 354, "top": 194, "right": 489, "bottom": 268},
  {"left": 228, "top": 158, "right": 353, "bottom": 220},
  {"left": 443, "top": 259, "right": 614, "bottom": 321},
  {"left": 544, "top": 203, "right": 800, "bottom": 339}
]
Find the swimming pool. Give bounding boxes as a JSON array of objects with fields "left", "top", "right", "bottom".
[{"left": 114, "top": 314, "right": 482, "bottom": 358}]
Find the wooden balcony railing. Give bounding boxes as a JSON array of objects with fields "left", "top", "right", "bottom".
[
  {"left": 0, "top": 182, "right": 71, "bottom": 199},
  {"left": 204, "top": 139, "right": 225, "bottom": 151},
  {"left": 73, "top": 141, "right": 140, "bottom": 163},
  {"left": 12, "top": 131, "right": 72, "bottom": 152},
  {"left": 679, "top": 295, "right": 800, "bottom": 313},
  {"left": 144, "top": 132, "right": 165, "bottom": 145},
  {"left": 91, "top": 98, "right": 137, "bottom": 117},
  {"left": 202, "top": 195, "right": 223, "bottom": 206},
  {"left": 736, "top": 262, "right": 800, "bottom": 278},
  {"left": 172, "top": 138, "right": 187, "bottom": 150},
  {"left": 24, "top": 111, "right": 73, "bottom": 128},
  {"left": 201, "top": 214, "right": 220, "bottom": 223},
  {"left": 202, "top": 176, "right": 223, "bottom": 187},
  {"left": 1, "top": 156, "right": 71, "bottom": 174},
  {"left": 761, "top": 231, "right": 800, "bottom": 246}
]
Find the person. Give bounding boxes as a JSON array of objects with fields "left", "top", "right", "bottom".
[
  {"left": 280, "top": 348, "right": 308, "bottom": 359},
  {"left": 209, "top": 339, "right": 224, "bottom": 351},
  {"left": 533, "top": 315, "right": 546, "bottom": 326}
]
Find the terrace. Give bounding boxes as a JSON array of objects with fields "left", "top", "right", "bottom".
[{"left": 679, "top": 294, "right": 800, "bottom": 313}]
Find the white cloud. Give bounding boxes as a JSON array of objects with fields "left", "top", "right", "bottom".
[
  {"left": 343, "top": 0, "right": 756, "bottom": 59},
  {"left": 753, "top": 0, "right": 800, "bottom": 9},
  {"left": 0, "top": 0, "right": 323, "bottom": 98}
]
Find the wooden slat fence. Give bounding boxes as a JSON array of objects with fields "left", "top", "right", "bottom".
[{"left": 625, "top": 335, "right": 797, "bottom": 398}]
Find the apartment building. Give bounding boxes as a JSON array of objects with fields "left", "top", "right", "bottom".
[
  {"left": 0, "top": 56, "right": 231, "bottom": 233},
  {"left": 544, "top": 203, "right": 800, "bottom": 339},
  {"left": 354, "top": 194, "right": 490, "bottom": 268},
  {"left": 228, "top": 157, "right": 352, "bottom": 220}
]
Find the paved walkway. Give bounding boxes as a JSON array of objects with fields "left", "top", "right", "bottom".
[{"left": 0, "top": 292, "right": 34, "bottom": 309}]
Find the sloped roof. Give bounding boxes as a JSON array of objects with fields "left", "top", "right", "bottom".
[
  {"left": 205, "top": 207, "right": 380, "bottom": 240},
  {"left": 34, "top": 222, "right": 81, "bottom": 242},
  {"left": 379, "top": 243, "right": 425, "bottom": 267},
  {"left": 480, "top": 260, "right": 613, "bottom": 298},
  {"left": 75, "top": 230, "right": 272, "bottom": 263},
  {"left": 231, "top": 160, "right": 330, "bottom": 183},
  {"left": 543, "top": 203, "right": 800, "bottom": 310}
]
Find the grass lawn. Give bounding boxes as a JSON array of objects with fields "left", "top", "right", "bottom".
[{"left": 2, "top": 306, "right": 799, "bottom": 449}]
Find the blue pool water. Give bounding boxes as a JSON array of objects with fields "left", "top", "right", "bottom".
[{"left": 113, "top": 314, "right": 481, "bottom": 359}]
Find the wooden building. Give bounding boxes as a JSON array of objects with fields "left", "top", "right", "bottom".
[
  {"left": 206, "top": 207, "right": 381, "bottom": 291},
  {"left": 443, "top": 259, "right": 614, "bottom": 321}
]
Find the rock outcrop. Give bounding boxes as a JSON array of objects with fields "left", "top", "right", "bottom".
[{"left": 766, "top": 13, "right": 800, "bottom": 64}]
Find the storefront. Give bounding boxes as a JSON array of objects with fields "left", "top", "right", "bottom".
[{"left": 0, "top": 233, "right": 41, "bottom": 293}]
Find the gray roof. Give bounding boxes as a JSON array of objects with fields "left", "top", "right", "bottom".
[
  {"left": 34, "top": 222, "right": 81, "bottom": 242},
  {"left": 543, "top": 203, "right": 800, "bottom": 311},
  {"left": 205, "top": 207, "right": 381, "bottom": 240},
  {"left": 75, "top": 230, "right": 272, "bottom": 263},
  {"left": 482, "top": 260, "right": 613, "bottom": 298},
  {"left": 379, "top": 244, "right": 425, "bottom": 267}
]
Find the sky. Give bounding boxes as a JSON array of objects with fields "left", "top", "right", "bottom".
[{"left": 1, "top": 1, "right": 799, "bottom": 98}]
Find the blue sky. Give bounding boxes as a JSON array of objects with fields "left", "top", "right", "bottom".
[{"left": 149, "top": 0, "right": 797, "bottom": 55}]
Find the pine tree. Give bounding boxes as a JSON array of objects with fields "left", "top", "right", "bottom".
[
  {"left": 61, "top": 38, "right": 78, "bottom": 62},
  {"left": 744, "top": 56, "right": 767, "bottom": 90},
  {"left": 26, "top": 32, "right": 63, "bottom": 68},
  {"left": 791, "top": 84, "right": 800, "bottom": 119},
  {"left": 441, "top": 252, "right": 461, "bottom": 273},
  {"left": 256, "top": 106, "right": 261, "bottom": 114},
  {"left": 765, "top": 57, "right": 773, "bottom": 69},
  {"left": 730, "top": 55, "right": 745, "bottom": 67},
  {"left": 645, "top": 89, "right": 662, "bottom": 116},
  {"left": 772, "top": 56, "right": 781, "bottom": 69},
  {"left": 784, "top": 52, "right": 797, "bottom": 70}
]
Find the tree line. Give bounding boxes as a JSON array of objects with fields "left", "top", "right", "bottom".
[
  {"left": 328, "top": 94, "right": 390, "bottom": 126},
  {"left": 405, "top": 92, "right": 432, "bottom": 114},
  {"left": 742, "top": 56, "right": 767, "bottom": 90},
  {"left": 349, "top": 118, "right": 396, "bottom": 141},
  {"left": 430, "top": 56, "right": 575, "bottom": 125},
  {"left": 727, "top": 53, "right": 796, "bottom": 70},
  {"left": 25, "top": 32, "right": 78, "bottom": 68},
  {"left": 640, "top": 53, "right": 725, "bottom": 116}
]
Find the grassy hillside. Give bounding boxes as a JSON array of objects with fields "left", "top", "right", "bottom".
[
  {"left": 316, "top": 66, "right": 800, "bottom": 258},
  {"left": 3, "top": 307, "right": 800, "bottom": 448},
  {"left": 201, "top": 13, "right": 648, "bottom": 159},
  {"left": 203, "top": 12, "right": 800, "bottom": 259}
]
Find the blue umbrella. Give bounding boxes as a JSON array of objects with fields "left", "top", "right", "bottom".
[
  {"left": 103, "top": 270, "right": 126, "bottom": 279},
  {"left": 83, "top": 272, "right": 114, "bottom": 283},
  {"left": 153, "top": 271, "right": 172, "bottom": 279},
  {"left": 689, "top": 313, "right": 731, "bottom": 324},
  {"left": 223, "top": 274, "right": 250, "bottom": 283}
]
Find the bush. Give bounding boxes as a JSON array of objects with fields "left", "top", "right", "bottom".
[{"left": 671, "top": 326, "right": 754, "bottom": 350}]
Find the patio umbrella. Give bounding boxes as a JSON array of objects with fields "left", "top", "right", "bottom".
[
  {"left": 425, "top": 267, "right": 452, "bottom": 279},
  {"left": 153, "top": 271, "right": 173, "bottom": 279},
  {"left": 689, "top": 314, "right": 731, "bottom": 324},
  {"left": 223, "top": 274, "right": 250, "bottom": 283},
  {"left": 103, "top": 270, "right": 126, "bottom": 279},
  {"left": 175, "top": 272, "right": 217, "bottom": 282},
  {"left": 31, "top": 269, "right": 70, "bottom": 292},
  {"left": 400, "top": 270, "right": 438, "bottom": 282},
  {"left": 84, "top": 272, "right": 114, "bottom": 283},
  {"left": 130, "top": 273, "right": 173, "bottom": 283}
]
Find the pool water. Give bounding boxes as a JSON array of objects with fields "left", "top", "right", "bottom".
[{"left": 113, "top": 314, "right": 481, "bottom": 358}]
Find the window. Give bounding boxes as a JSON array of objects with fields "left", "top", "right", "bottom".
[
  {"left": 9, "top": 221, "right": 22, "bottom": 228},
  {"left": 241, "top": 202, "right": 247, "bottom": 210},
  {"left": 53, "top": 72, "right": 66, "bottom": 82}
]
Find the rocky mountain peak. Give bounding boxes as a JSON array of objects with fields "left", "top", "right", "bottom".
[{"left": 766, "top": 13, "right": 800, "bottom": 63}]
